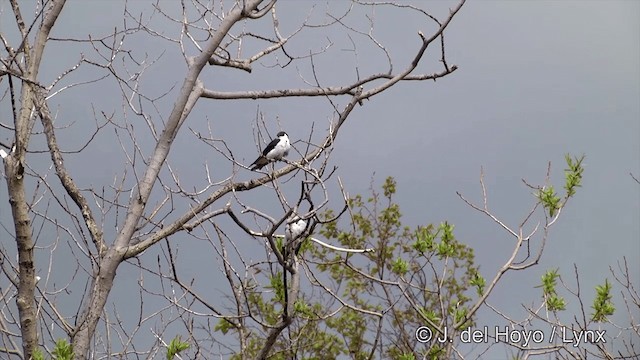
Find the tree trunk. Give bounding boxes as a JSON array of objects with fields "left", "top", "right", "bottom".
[
  {"left": 4, "top": 153, "right": 38, "bottom": 360},
  {"left": 70, "top": 249, "right": 124, "bottom": 358}
]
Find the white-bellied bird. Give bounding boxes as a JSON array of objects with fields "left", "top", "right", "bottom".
[
  {"left": 250, "top": 131, "right": 290, "bottom": 170},
  {"left": 285, "top": 216, "right": 308, "bottom": 258},
  {"left": 285, "top": 216, "right": 307, "bottom": 243}
]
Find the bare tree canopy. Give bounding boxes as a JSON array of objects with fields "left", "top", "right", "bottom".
[{"left": 1, "top": 1, "right": 637, "bottom": 359}]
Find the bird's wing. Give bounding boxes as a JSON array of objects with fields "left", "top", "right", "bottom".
[{"left": 262, "top": 137, "right": 281, "bottom": 157}]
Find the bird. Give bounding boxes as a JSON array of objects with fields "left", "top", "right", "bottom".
[
  {"left": 284, "top": 216, "right": 308, "bottom": 258},
  {"left": 249, "top": 131, "right": 290, "bottom": 170},
  {"left": 285, "top": 216, "right": 307, "bottom": 243}
]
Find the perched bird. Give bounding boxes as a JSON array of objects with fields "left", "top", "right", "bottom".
[
  {"left": 250, "top": 131, "right": 290, "bottom": 170},
  {"left": 285, "top": 216, "right": 308, "bottom": 258},
  {"left": 285, "top": 216, "right": 307, "bottom": 243}
]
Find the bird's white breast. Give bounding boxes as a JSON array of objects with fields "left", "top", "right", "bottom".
[
  {"left": 274, "top": 136, "right": 290, "bottom": 158},
  {"left": 285, "top": 218, "right": 306, "bottom": 241},
  {"left": 266, "top": 136, "right": 289, "bottom": 160}
]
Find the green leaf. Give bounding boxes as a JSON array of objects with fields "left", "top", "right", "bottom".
[
  {"left": 267, "top": 272, "right": 285, "bottom": 302},
  {"left": 214, "top": 318, "right": 233, "bottom": 334},
  {"left": 398, "top": 353, "right": 416, "bottom": 360},
  {"left": 539, "top": 269, "right": 566, "bottom": 311},
  {"left": 547, "top": 295, "right": 566, "bottom": 311},
  {"left": 32, "top": 348, "right": 45, "bottom": 360},
  {"left": 537, "top": 186, "right": 561, "bottom": 217},
  {"left": 591, "top": 279, "right": 615, "bottom": 322},
  {"left": 166, "top": 336, "right": 189, "bottom": 360},
  {"left": 391, "top": 258, "right": 409, "bottom": 275},
  {"left": 564, "top": 154, "right": 585, "bottom": 198},
  {"left": 52, "top": 339, "right": 73, "bottom": 360},
  {"left": 470, "top": 270, "right": 485, "bottom": 296}
]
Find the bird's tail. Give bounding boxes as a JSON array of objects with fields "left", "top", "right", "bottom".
[{"left": 250, "top": 156, "right": 268, "bottom": 170}]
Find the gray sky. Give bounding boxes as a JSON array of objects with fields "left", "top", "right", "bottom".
[{"left": 1, "top": 0, "right": 638, "bottom": 358}]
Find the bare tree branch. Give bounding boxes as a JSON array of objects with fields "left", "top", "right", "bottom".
[
  {"left": 71, "top": 1, "right": 267, "bottom": 357},
  {"left": 36, "top": 92, "right": 107, "bottom": 259}
]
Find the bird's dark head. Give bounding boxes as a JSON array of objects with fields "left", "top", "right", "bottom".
[{"left": 276, "top": 131, "right": 288, "bottom": 138}]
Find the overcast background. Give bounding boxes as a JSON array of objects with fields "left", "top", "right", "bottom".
[{"left": 1, "top": 0, "right": 639, "bottom": 358}]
